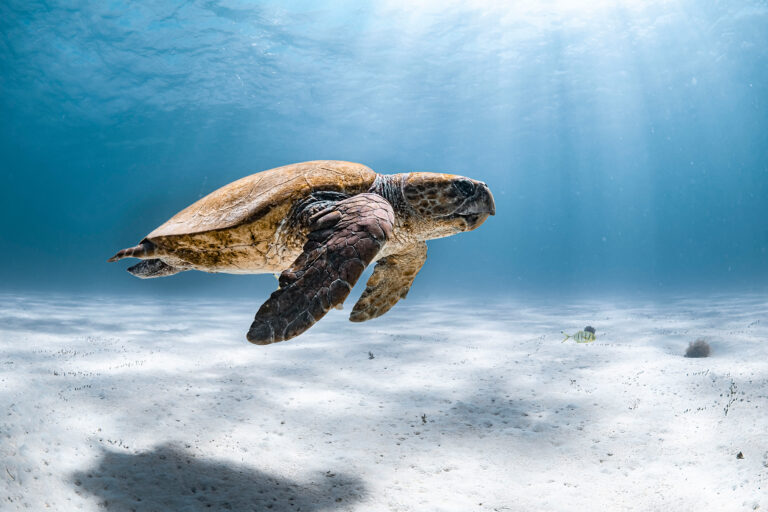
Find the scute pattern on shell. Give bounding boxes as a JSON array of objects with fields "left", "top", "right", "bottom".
[{"left": 147, "top": 161, "right": 377, "bottom": 238}]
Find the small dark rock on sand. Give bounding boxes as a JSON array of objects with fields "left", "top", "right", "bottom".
[{"left": 685, "top": 339, "right": 711, "bottom": 358}]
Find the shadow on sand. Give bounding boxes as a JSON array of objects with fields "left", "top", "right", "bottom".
[{"left": 73, "top": 443, "right": 365, "bottom": 511}]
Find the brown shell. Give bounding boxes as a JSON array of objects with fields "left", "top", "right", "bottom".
[{"left": 147, "top": 160, "right": 377, "bottom": 238}]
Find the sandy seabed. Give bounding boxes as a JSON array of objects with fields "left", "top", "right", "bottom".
[{"left": 0, "top": 293, "right": 767, "bottom": 511}]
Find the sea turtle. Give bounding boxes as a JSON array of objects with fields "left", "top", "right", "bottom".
[{"left": 108, "top": 160, "right": 495, "bottom": 344}]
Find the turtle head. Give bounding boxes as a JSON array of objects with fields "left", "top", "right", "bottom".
[{"left": 400, "top": 172, "right": 496, "bottom": 239}]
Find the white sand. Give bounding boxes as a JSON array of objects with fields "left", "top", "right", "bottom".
[{"left": 1, "top": 293, "right": 766, "bottom": 511}]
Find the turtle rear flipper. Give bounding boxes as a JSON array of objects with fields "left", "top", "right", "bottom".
[
  {"left": 127, "top": 259, "right": 184, "bottom": 279},
  {"left": 247, "top": 193, "right": 395, "bottom": 345}
]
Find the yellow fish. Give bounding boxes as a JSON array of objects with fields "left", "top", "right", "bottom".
[{"left": 562, "top": 326, "right": 596, "bottom": 343}]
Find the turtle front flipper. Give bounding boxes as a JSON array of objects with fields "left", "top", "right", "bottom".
[
  {"left": 247, "top": 193, "right": 395, "bottom": 345},
  {"left": 349, "top": 242, "right": 427, "bottom": 322}
]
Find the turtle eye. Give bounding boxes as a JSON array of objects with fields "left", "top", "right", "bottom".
[{"left": 454, "top": 179, "right": 475, "bottom": 197}]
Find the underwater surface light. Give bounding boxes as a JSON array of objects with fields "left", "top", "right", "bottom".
[{"left": 383, "top": 0, "right": 667, "bottom": 12}]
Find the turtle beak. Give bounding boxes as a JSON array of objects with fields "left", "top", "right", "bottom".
[
  {"left": 480, "top": 182, "right": 495, "bottom": 216},
  {"left": 456, "top": 182, "right": 495, "bottom": 231},
  {"left": 458, "top": 182, "right": 495, "bottom": 216}
]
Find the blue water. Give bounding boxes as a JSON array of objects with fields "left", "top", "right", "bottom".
[{"left": 1, "top": 0, "right": 767, "bottom": 300}]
